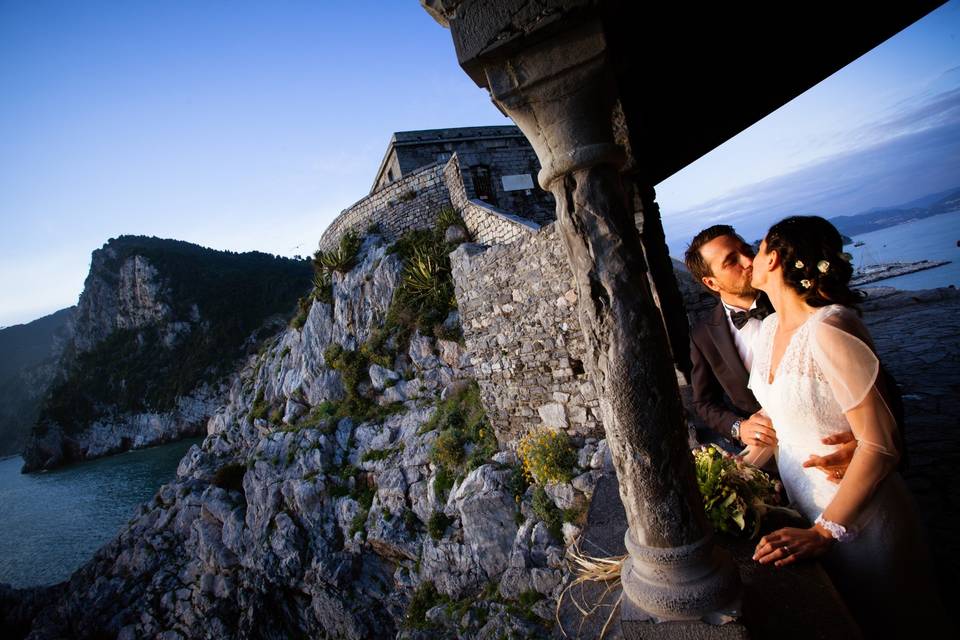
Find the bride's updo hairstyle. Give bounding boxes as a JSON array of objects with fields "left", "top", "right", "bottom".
[{"left": 763, "top": 215, "right": 865, "bottom": 309}]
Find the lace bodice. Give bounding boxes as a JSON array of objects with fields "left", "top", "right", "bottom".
[
  {"left": 747, "top": 308, "right": 849, "bottom": 518},
  {"left": 745, "top": 305, "right": 899, "bottom": 526}
]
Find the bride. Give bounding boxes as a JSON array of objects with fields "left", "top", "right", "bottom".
[{"left": 741, "top": 216, "right": 947, "bottom": 636}]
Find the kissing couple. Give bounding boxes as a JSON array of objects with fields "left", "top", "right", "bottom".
[{"left": 684, "top": 216, "right": 948, "bottom": 636}]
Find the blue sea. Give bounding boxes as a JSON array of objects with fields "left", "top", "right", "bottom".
[
  {"left": 0, "top": 438, "right": 201, "bottom": 588},
  {"left": 848, "top": 210, "right": 960, "bottom": 291}
]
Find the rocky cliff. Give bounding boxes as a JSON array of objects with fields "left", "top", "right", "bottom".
[
  {"left": 0, "top": 308, "right": 75, "bottom": 457},
  {"left": 4, "top": 229, "right": 609, "bottom": 639},
  {"left": 21, "top": 236, "right": 313, "bottom": 472}
]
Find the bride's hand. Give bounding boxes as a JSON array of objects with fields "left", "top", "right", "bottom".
[{"left": 752, "top": 525, "right": 834, "bottom": 567}]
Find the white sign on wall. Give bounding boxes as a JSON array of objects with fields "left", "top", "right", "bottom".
[{"left": 501, "top": 174, "right": 535, "bottom": 191}]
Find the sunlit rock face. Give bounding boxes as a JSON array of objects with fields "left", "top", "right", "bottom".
[
  {"left": 7, "top": 230, "right": 610, "bottom": 640},
  {"left": 72, "top": 249, "right": 172, "bottom": 353}
]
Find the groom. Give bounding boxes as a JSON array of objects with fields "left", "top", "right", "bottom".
[{"left": 684, "top": 225, "right": 856, "bottom": 478}]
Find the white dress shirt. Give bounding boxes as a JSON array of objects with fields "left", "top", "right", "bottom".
[{"left": 721, "top": 298, "right": 763, "bottom": 373}]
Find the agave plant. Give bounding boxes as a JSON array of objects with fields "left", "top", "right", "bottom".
[
  {"left": 436, "top": 206, "right": 464, "bottom": 232},
  {"left": 312, "top": 268, "right": 332, "bottom": 304},
  {"left": 402, "top": 245, "right": 452, "bottom": 307},
  {"left": 315, "top": 231, "right": 362, "bottom": 274}
]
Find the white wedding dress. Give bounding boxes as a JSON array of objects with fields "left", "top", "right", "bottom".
[{"left": 743, "top": 305, "right": 947, "bottom": 636}]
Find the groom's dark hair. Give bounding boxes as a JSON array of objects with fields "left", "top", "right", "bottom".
[{"left": 684, "top": 224, "right": 749, "bottom": 286}]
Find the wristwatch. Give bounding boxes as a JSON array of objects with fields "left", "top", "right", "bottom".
[{"left": 730, "top": 419, "right": 742, "bottom": 442}]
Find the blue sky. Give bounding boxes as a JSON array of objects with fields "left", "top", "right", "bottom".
[{"left": 1, "top": 1, "right": 958, "bottom": 327}]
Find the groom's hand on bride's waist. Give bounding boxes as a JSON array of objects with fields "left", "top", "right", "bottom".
[
  {"left": 802, "top": 432, "right": 856, "bottom": 483},
  {"left": 740, "top": 411, "right": 777, "bottom": 447}
]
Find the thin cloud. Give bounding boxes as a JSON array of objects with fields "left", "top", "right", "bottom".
[{"left": 663, "top": 86, "right": 960, "bottom": 251}]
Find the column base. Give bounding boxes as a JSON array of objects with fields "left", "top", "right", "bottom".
[{"left": 620, "top": 527, "right": 742, "bottom": 624}]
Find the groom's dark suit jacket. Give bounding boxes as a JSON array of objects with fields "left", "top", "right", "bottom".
[{"left": 689, "top": 300, "right": 761, "bottom": 441}]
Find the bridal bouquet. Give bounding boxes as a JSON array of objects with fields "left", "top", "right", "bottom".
[{"left": 692, "top": 445, "right": 790, "bottom": 539}]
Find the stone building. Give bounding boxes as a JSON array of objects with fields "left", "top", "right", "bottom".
[
  {"left": 369, "top": 125, "right": 555, "bottom": 224},
  {"left": 317, "top": 126, "right": 555, "bottom": 252}
]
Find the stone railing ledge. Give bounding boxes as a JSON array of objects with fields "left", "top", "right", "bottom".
[{"left": 464, "top": 198, "right": 541, "bottom": 232}]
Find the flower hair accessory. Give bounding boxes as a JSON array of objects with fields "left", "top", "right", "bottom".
[
  {"left": 800, "top": 279, "right": 813, "bottom": 289},
  {"left": 794, "top": 260, "right": 805, "bottom": 269},
  {"left": 817, "top": 260, "right": 830, "bottom": 274}
]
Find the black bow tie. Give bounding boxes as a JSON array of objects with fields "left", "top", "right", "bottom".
[{"left": 730, "top": 304, "right": 771, "bottom": 330}]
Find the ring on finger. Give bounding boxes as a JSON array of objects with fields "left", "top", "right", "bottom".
[{"left": 783, "top": 544, "right": 790, "bottom": 555}]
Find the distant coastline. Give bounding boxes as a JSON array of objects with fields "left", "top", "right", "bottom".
[
  {"left": 851, "top": 260, "right": 951, "bottom": 287},
  {"left": 830, "top": 186, "right": 959, "bottom": 237}
]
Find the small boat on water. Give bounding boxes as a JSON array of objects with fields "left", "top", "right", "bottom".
[{"left": 854, "top": 241, "right": 865, "bottom": 247}]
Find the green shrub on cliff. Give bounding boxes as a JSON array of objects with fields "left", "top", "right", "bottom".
[
  {"left": 425, "top": 381, "right": 497, "bottom": 502},
  {"left": 427, "top": 511, "right": 451, "bottom": 540}
]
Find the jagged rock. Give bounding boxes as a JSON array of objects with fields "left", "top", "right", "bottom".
[
  {"left": 537, "top": 403, "right": 568, "bottom": 430},
  {"left": 590, "top": 439, "right": 612, "bottom": 470},
  {"left": 577, "top": 442, "right": 597, "bottom": 468},
  {"left": 546, "top": 545, "right": 564, "bottom": 569},
  {"left": 366, "top": 503, "right": 419, "bottom": 562},
  {"left": 283, "top": 398, "right": 308, "bottom": 424},
  {"left": 531, "top": 567, "right": 561, "bottom": 595},
  {"left": 499, "top": 567, "right": 534, "bottom": 599},
  {"left": 369, "top": 364, "right": 400, "bottom": 390},
  {"left": 331, "top": 236, "right": 403, "bottom": 350},
  {"left": 408, "top": 331, "right": 440, "bottom": 370},
  {"left": 544, "top": 482, "right": 576, "bottom": 510},
  {"left": 453, "top": 465, "right": 517, "bottom": 580},
  {"left": 530, "top": 599, "right": 555, "bottom": 621},
  {"left": 571, "top": 470, "right": 598, "bottom": 497},
  {"left": 426, "top": 604, "right": 449, "bottom": 625},
  {"left": 444, "top": 224, "right": 469, "bottom": 244},
  {"left": 408, "top": 478, "right": 441, "bottom": 524},
  {"left": 419, "top": 539, "right": 487, "bottom": 598},
  {"left": 379, "top": 385, "right": 407, "bottom": 404},
  {"left": 376, "top": 467, "right": 408, "bottom": 514},
  {"left": 436, "top": 339, "right": 465, "bottom": 368},
  {"left": 72, "top": 253, "right": 170, "bottom": 352},
  {"left": 491, "top": 450, "right": 517, "bottom": 465},
  {"left": 474, "top": 604, "right": 542, "bottom": 640},
  {"left": 22, "top": 386, "right": 220, "bottom": 473},
  {"left": 420, "top": 365, "right": 454, "bottom": 390},
  {"left": 529, "top": 522, "right": 554, "bottom": 566}
]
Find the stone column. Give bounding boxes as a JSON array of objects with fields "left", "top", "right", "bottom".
[{"left": 424, "top": 3, "right": 740, "bottom": 624}]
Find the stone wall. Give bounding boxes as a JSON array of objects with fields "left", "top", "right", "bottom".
[
  {"left": 448, "top": 140, "right": 556, "bottom": 225},
  {"left": 317, "top": 162, "right": 451, "bottom": 253},
  {"left": 450, "top": 223, "right": 602, "bottom": 444},
  {"left": 444, "top": 154, "right": 542, "bottom": 246},
  {"left": 321, "top": 154, "right": 547, "bottom": 254}
]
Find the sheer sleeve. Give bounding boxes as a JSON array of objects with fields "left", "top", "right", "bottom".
[
  {"left": 811, "top": 310, "right": 899, "bottom": 458},
  {"left": 811, "top": 308, "right": 900, "bottom": 529}
]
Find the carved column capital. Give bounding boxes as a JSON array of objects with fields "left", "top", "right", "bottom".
[{"left": 481, "top": 19, "right": 625, "bottom": 189}]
